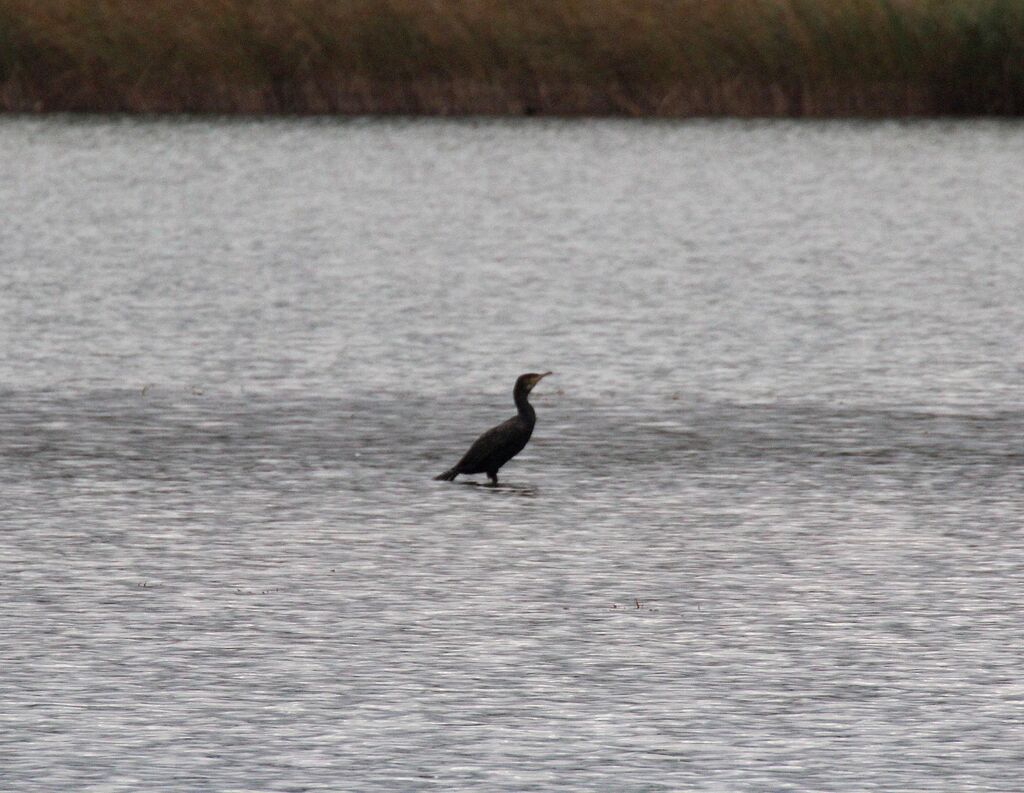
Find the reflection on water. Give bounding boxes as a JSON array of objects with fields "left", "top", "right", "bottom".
[
  {"left": 453, "top": 480, "right": 541, "bottom": 497},
  {"left": 1, "top": 117, "right": 1023, "bottom": 792}
]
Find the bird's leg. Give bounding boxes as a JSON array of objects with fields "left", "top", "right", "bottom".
[{"left": 487, "top": 471, "right": 498, "bottom": 485}]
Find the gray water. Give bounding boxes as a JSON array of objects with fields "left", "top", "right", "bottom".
[{"left": 1, "top": 117, "right": 1022, "bottom": 791}]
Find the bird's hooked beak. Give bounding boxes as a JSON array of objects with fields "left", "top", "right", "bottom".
[{"left": 531, "top": 371, "right": 553, "bottom": 390}]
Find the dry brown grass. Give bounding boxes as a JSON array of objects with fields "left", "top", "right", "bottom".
[{"left": 1, "top": 0, "right": 1022, "bottom": 115}]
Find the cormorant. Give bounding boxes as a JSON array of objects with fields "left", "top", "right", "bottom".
[{"left": 434, "top": 372, "right": 552, "bottom": 484}]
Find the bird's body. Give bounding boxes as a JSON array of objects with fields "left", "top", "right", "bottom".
[{"left": 435, "top": 372, "right": 551, "bottom": 484}]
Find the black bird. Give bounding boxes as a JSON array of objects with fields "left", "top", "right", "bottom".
[{"left": 434, "top": 372, "right": 552, "bottom": 484}]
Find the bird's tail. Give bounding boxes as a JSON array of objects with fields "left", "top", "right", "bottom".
[{"left": 434, "top": 467, "right": 459, "bottom": 481}]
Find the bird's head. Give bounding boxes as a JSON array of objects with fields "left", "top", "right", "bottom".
[{"left": 516, "top": 371, "right": 552, "bottom": 394}]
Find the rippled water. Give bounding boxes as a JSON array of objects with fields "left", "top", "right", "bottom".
[{"left": 2, "top": 117, "right": 1023, "bottom": 791}]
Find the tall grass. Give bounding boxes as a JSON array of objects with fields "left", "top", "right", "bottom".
[{"left": 1, "top": 0, "right": 1023, "bottom": 115}]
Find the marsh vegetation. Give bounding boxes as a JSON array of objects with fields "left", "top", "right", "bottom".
[{"left": 2, "top": 0, "right": 1023, "bottom": 115}]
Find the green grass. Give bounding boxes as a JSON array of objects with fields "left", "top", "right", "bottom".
[{"left": 1, "top": 0, "right": 1022, "bottom": 115}]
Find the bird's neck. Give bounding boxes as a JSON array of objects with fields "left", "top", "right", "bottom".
[{"left": 514, "top": 387, "right": 536, "bottom": 423}]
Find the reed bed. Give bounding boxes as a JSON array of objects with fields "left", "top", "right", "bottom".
[{"left": 1, "top": 0, "right": 1022, "bottom": 115}]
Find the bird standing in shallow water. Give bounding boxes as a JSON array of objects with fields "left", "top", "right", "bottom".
[{"left": 434, "top": 372, "right": 552, "bottom": 484}]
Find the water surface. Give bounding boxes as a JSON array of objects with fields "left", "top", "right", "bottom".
[{"left": 1, "top": 117, "right": 1022, "bottom": 791}]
